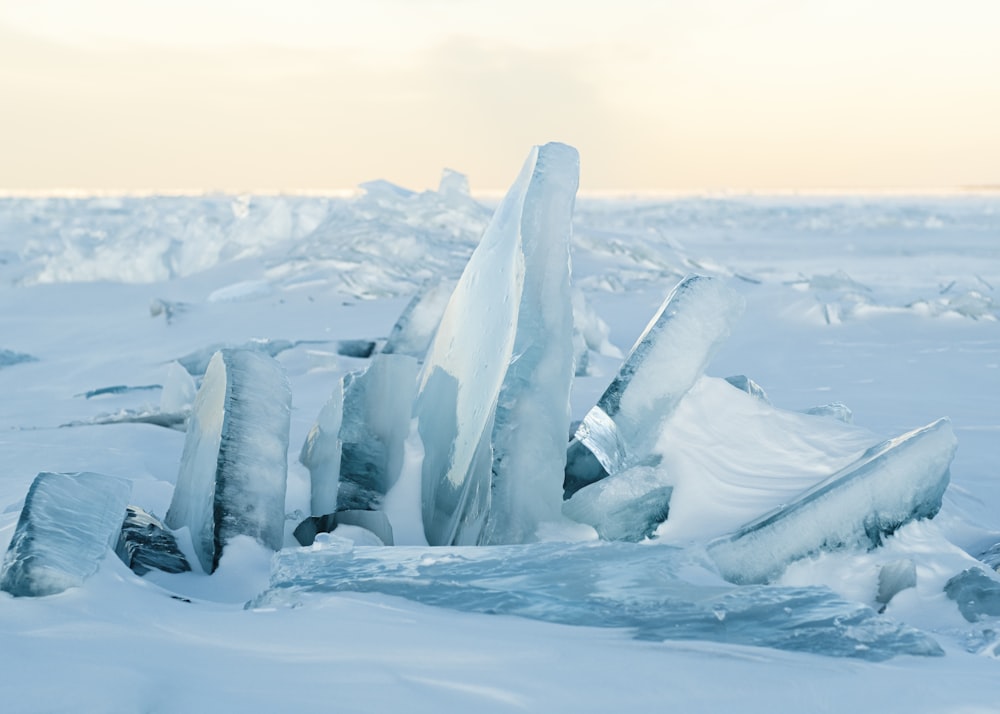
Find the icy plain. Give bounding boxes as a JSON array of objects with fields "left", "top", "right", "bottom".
[{"left": 1, "top": 176, "right": 1000, "bottom": 711}]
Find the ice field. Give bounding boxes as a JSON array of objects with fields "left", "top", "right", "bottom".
[{"left": 1, "top": 147, "right": 1000, "bottom": 712}]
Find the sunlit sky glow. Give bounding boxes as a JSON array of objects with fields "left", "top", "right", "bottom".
[{"left": 1, "top": 0, "right": 998, "bottom": 193}]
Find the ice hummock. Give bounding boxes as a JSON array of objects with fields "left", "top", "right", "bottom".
[
  {"left": 414, "top": 142, "right": 576, "bottom": 546},
  {"left": 165, "top": 349, "right": 291, "bottom": 573},
  {"left": 708, "top": 418, "right": 957, "bottom": 584},
  {"left": 1, "top": 471, "right": 132, "bottom": 597},
  {"left": 480, "top": 142, "right": 579, "bottom": 545},
  {"left": 564, "top": 275, "right": 745, "bottom": 497},
  {"left": 724, "top": 374, "right": 771, "bottom": 403},
  {"left": 252, "top": 539, "right": 943, "bottom": 661}
]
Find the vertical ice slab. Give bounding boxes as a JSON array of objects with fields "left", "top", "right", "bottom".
[
  {"left": 708, "top": 418, "right": 957, "bottom": 585},
  {"left": 1, "top": 472, "right": 132, "bottom": 597},
  {"left": 337, "top": 353, "right": 419, "bottom": 512},
  {"left": 415, "top": 142, "right": 576, "bottom": 546},
  {"left": 166, "top": 349, "right": 291, "bottom": 573},
  {"left": 300, "top": 387, "right": 344, "bottom": 518},
  {"left": 564, "top": 275, "right": 745, "bottom": 497},
  {"left": 481, "top": 142, "right": 579, "bottom": 545}
]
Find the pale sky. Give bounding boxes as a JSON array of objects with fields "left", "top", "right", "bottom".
[{"left": 1, "top": 0, "right": 998, "bottom": 192}]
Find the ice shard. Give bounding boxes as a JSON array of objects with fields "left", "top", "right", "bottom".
[
  {"left": 562, "top": 465, "right": 672, "bottom": 542},
  {"left": 300, "top": 388, "right": 344, "bottom": 518},
  {"left": 165, "top": 349, "right": 291, "bottom": 573},
  {"left": 253, "top": 540, "right": 944, "bottom": 661},
  {"left": 708, "top": 418, "right": 957, "bottom": 585},
  {"left": 336, "top": 354, "right": 418, "bottom": 512},
  {"left": 480, "top": 143, "right": 578, "bottom": 545},
  {"left": 944, "top": 567, "right": 1000, "bottom": 622},
  {"left": 724, "top": 374, "right": 771, "bottom": 404},
  {"left": 877, "top": 559, "right": 916, "bottom": 606},
  {"left": 1, "top": 472, "right": 132, "bottom": 597},
  {"left": 564, "top": 275, "right": 745, "bottom": 498},
  {"left": 115, "top": 506, "right": 191, "bottom": 576},
  {"left": 381, "top": 279, "right": 454, "bottom": 358},
  {"left": 805, "top": 402, "right": 854, "bottom": 424},
  {"left": 415, "top": 143, "right": 576, "bottom": 546}
]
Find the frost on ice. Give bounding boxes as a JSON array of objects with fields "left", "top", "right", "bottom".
[
  {"left": 165, "top": 349, "right": 291, "bottom": 573},
  {"left": 564, "top": 275, "right": 745, "bottom": 498},
  {"left": 0, "top": 471, "right": 132, "bottom": 597},
  {"left": 708, "top": 418, "right": 957, "bottom": 584},
  {"left": 415, "top": 142, "right": 578, "bottom": 546}
]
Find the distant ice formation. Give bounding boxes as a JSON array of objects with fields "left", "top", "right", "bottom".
[
  {"left": 166, "top": 349, "right": 291, "bottom": 573},
  {"left": 1, "top": 472, "right": 131, "bottom": 597}
]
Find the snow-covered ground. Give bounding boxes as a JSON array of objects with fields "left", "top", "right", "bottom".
[{"left": 2, "top": 182, "right": 999, "bottom": 712}]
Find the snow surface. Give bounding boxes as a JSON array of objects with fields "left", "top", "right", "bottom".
[{"left": 2, "top": 182, "right": 1000, "bottom": 711}]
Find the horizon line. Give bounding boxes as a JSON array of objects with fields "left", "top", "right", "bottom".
[{"left": 1, "top": 185, "right": 999, "bottom": 200}]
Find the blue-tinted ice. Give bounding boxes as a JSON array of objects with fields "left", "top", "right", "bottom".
[
  {"left": 564, "top": 275, "right": 744, "bottom": 497},
  {"left": 1, "top": 471, "right": 132, "bottom": 597},
  {"left": 415, "top": 142, "right": 577, "bottom": 546},
  {"left": 166, "top": 349, "right": 291, "bottom": 573},
  {"left": 252, "top": 540, "right": 943, "bottom": 661},
  {"left": 708, "top": 419, "right": 956, "bottom": 584}
]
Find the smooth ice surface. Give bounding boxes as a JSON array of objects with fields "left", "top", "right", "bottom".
[
  {"left": 166, "top": 349, "right": 291, "bottom": 572},
  {"left": 381, "top": 279, "right": 454, "bottom": 358},
  {"left": 1, "top": 472, "right": 131, "bottom": 597},
  {"left": 254, "top": 540, "right": 943, "bottom": 661},
  {"left": 565, "top": 275, "right": 745, "bottom": 496},
  {"left": 708, "top": 419, "right": 957, "bottom": 584},
  {"left": 416, "top": 144, "right": 579, "bottom": 545},
  {"left": 337, "top": 354, "right": 418, "bottom": 513},
  {"left": 562, "top": 465, "right": 672, "bottom": 542},
  {"left": 159, "top": 361, "right": 197, "bottom": 414},
  {"left": 481, "top": 142, "right": 579, "bottom": 545},
  {"left": 115, "top": 506, "right": 191, "bottom": 576}
]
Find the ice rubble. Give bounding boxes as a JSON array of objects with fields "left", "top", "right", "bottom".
[
  {"left": 945, "top": 568, "right": 1000, "bottom": 622},
  {"left": 564, "top": 275, "right": 744, "bottom": 498},
  {"left": 166, "top": 349, "right": 291, "bottom": 573},
  {"left": 116, "top": 506, "right": 191, "bottom": 576},
  {"left": 253, "top": 539, "right": 943, "bottom": 661},
  {"left": 0, "top": 348, "right": 37, "bottom": 369},
  {"left": 1, "top": 472, "right": 132, "bottom": 597},
  {"left": 415, "top": 142, "right": 578, "bottom": 546},
  {"left": 708, "top": 419, "right": 957, "bottom": 584}
]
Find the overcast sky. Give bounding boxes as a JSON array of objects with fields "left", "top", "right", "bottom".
[{"left": 1, "top": 0, "right": 998, "bottom": 192}]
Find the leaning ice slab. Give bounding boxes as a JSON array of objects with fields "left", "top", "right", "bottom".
[
  {"left": 381, "top": 279, "right": 454, "bottom": 359},
  {"left": 166, "top": 349, "right": 291, "bottom": 573},
  {"left": 1, "top": 472, "right": 131, "bottom": 597},
  {"left": 415, "top": 143, "right": 576, "bottom": 546},
  {"left": 708, "top": 418, "right": 957, "bottom": 584},
  {"left": 481, "top": 142, "right": 578, "bottom": 545},
  {"left": 564, "top": 275, "right": 744, "bottom": 497},
  {"left": 253, "top": 540, "right": 943, "bottom": 661}
]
